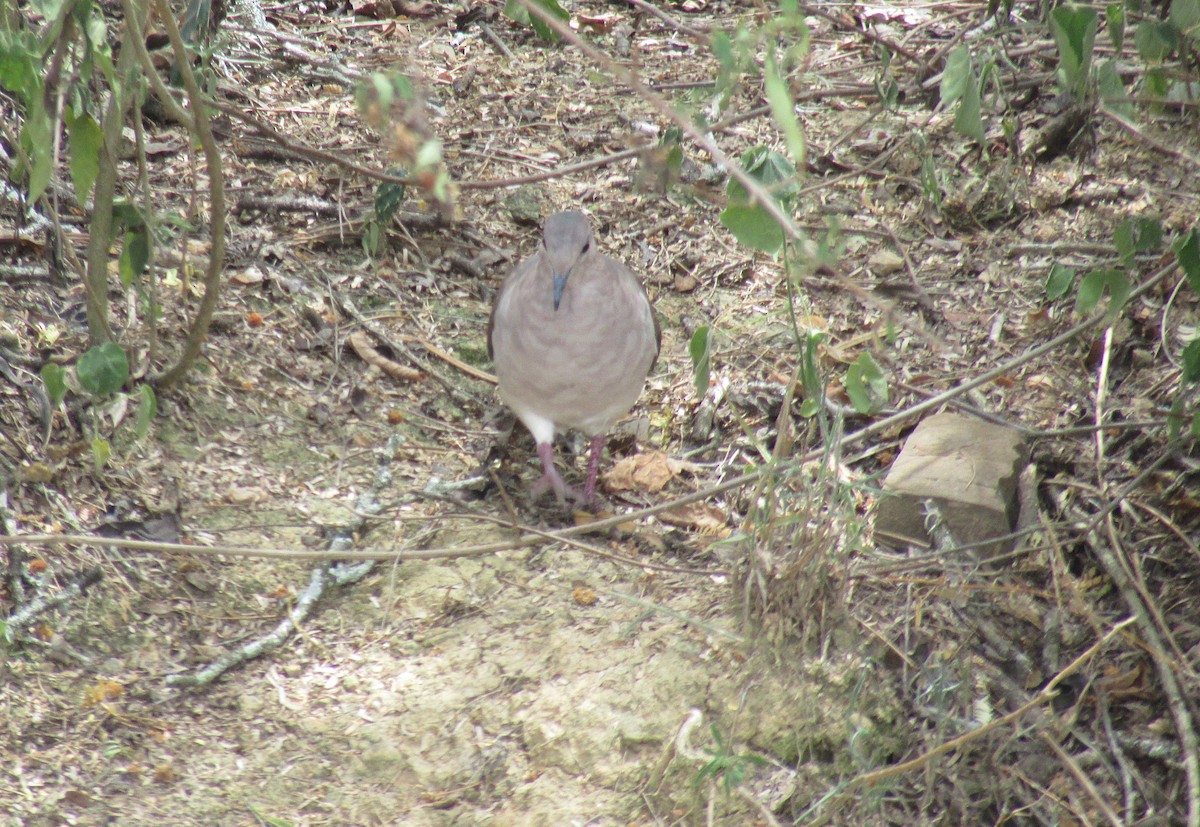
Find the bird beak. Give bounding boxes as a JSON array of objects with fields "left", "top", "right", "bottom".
[{"left": 552, "top": 274, "right": 568, "bottom": 310}]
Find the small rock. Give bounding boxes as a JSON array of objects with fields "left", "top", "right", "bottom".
[
  {"left": 868, "top": 249, "right": 905, "bottom": 274},
  {"left": 875, "top": 412, "right": 1028, "bottom": 557}
]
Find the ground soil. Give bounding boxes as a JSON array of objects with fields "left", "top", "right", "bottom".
[{"left": 3, "top": 1, "right": 1200, "bottom": 825}]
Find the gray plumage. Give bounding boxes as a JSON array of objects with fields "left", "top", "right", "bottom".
[{"left": 488, "top": 211, "right": 660, "bottom": 505}]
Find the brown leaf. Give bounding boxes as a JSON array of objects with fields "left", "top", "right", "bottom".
[
  {"left": 82, "top": 680, "right": 124, "bottom": 707},
  {"left": 347, "top": 331, "right": 423, "bottom": 383},
  {"left": 602, "top": 450, "right": 679, "bottom": 494},
  {"left": 578, "top": 12, "right": 620, "bottom": 32},
  {"left": 659, "top": 502, "right": 730, "bottom": 536}
]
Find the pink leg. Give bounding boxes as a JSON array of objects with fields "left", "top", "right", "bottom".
[
  {"left": 582, "top": 435, "right": 605, "bottom": 507},
  {"left": 531, "top": 441, "right": 576, "bottom": 504}
]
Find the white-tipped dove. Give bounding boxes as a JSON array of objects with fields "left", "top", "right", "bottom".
[{"left": 488, "top": 210, "right": 660, "bottom": 506}]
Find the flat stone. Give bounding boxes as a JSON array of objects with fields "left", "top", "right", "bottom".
[{"left": 875, "top": 412, "right": 1029, "bottom": 557}]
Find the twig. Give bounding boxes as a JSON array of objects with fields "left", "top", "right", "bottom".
[
  {"left": 1039, "top": 732, "right": 1124, "bottom": 827},
  {"left": 165, "top": 434, "right": 400, "bottom": 687},
  {"left": 0, "top": 258, "right": 1180, "bottom": 564},
  {"left": 5, "top": 567, "right": 104, "bottom": 638},
  {"left": 1103, "top": 108, "right": 1200, "bottom": 168},
  {"left": 514, "top": 0, "right": 804, "bottom": 245},
  {"left": 811, "top": 617, "right": 1134, "bottom": 812},
  {"left": 1088, "top": 520, "right": 1200, "bottom": 827},
  {"left": 141, "top": 0, "right": 228, "bottom": 389}
]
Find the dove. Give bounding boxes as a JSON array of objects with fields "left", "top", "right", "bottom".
[{"left": 488, "top": 211, "right": 659, "bottom": 506}]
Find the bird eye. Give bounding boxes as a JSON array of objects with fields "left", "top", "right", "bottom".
[{"left": 581, "top": 241, "right": 590, "bottom": 253}]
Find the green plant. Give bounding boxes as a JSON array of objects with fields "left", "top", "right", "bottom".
[
  {"left": 41, "top": 342, "right": 157, "bottom": 470},
  {"left": 363, "top": 170, "right": 407, "bottom": 258},
  {"left": 504, "top": 0, "right": 568, "bottom": 42},
  {"left": 689, "top": 325, "right": 712, "bottom": 400},
  {"left": 1043, "top": 220, "right": 1200, "bottom": 440},
  {"left": 1170, "top": 228, "right": 1200, "bottom": 439},
  {"left": 1050, "top": 4, "right": 1099, "bottom": 100},
  {"left": 845, "top": 353, "right": 888, "bottom": 415},
  {"left": 1, "top": 0, "right": 227, "bottom": 391},
  {"left": 355, "top": 71, "right": 451, "bottom": 236},
  {"left": 692, "top": 725, "right": 768, "bottom": 796},
  {"left": 940, "top": 45, "right": 989, "bottom": 144}
]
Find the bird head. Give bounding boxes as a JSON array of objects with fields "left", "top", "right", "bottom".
[{"left": 542, "top": 211, "right": 593, "bottom": 310}]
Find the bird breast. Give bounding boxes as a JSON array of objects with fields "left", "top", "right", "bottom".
[{"left": 492, "top": 261, "right": 656, "bottom": 436}]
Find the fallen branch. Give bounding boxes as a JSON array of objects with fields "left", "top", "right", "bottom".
[{"left": 165, "top": 434, "right": 401, "bottom": 687}]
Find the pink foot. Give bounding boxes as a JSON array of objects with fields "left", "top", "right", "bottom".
[{"left": 532, "top": 442, "right": 578, "bottom": 504}]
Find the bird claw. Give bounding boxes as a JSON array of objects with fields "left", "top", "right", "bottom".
[
  {"left": 531, "top": 470, "right": 579, "bottom": 505},
  {"left": 532, "top": 442, "right": 579, "bottom": 505}
]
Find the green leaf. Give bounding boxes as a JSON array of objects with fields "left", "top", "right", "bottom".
[
  {"left": 1170, "top": 0, "right": 1200, "bottom": 43},
  {"left": 506, "top": 0, "right": 568, "bottom": 41},
  {"left": 76, "top": 342, "right": 129, "bottom": 397},
  {"left": 1097, "top": 60, "right": 1131, "bottom": 117},
  {"left": 40, "top": 363, "right": 68, "bottom": 406},
  {"left": 845, "top": 353, "right": 888, "bottom": 414},
  {"left": 798, "top": 329, "right": 825, "bottom": 418},
  {"left": 1050, "top": 5, "right": 1098, "bottom": 97},
  {"left": 1075, "top": 269, "right": 1130, "bottom": 320},
  {"left": 1135, "top": 20, "right": 1177, "bottom": 62},
  {"left": 135, "top": 384, "right": 157, "bottom": 440},
  {"left": 1168, "top": 396, "right": 1185, "bottom": 441},
  {"left": 22, "top": 101, "right": 53, "bottom": 204},
  {"left": 0, "top": 30, "right": 41, "bottom": 98},
  {"left": 940, "top": 45, "right": 972, "bottom": 107},
  {"left": 30, "top": 0, "right": 68, "bottom": 19},
  {"left": 1045, "top": 262, "right": 1076, "bottom": 300},
  {"left": 374, "top": 168, "right": 407, "bottom": 224},
  {"left": 712, "top": 31, "right": 734, "bottom": 71},
  {"left": 1106, "top": 3, "right": 1125, "bottom": 52},
  {"left": 763, "top": 51, "right": 806, "bottom": 165},
  {"left": 91, "top": 437, "right": 111, "bottom": 471},
  {"left": 1182, "top": 337, "right": 1200, "bottom": 383},
  {"left": 953, "top": 68, "right": 985, "bottom": 143},
  {"left": 728, "top": 146, "right": 800, "bottom": 207},
  {"left": 119, "top": 228, "right": 151, "bottom": 288},
  {"left": 721, "top": 147, "right": 798, "bottom": 253},
  {"left": 1193, "top": 410, "right": 1200, "bottom": 440},
  {"left": 689, "top": 325, "right": 712, "bottom": 399},
  {"left": 363, "top": 220, "right": 379, "bottom": 258},
  {"left": 67, "top": 111, "right": 102, "bottom": 202},
  {"left": 1134, "top": 217, "right": 1163, "bottom": 252},
  {"left": 1174, "top": 228, "right": 1200, "bottom": 292},
  {"left": 112, "top": 200, "right": 146, "bottom": 230},
  {"left": 1114, "top": 218, "right": 1136, "bottom": 267},
  {"left": 719, "top": 204, "right": 784, "bottom": 254}
]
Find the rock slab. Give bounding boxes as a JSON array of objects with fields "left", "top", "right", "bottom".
[{"left": 875, "top": 412, "right": 1029, "bottom": 556}]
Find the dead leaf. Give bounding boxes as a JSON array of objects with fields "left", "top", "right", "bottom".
[
  {"left": 348, "top": 331, "right": 423, "bottom": 383},
  {"left": 572, "top": 508, "right": 615, "bottom": 526},
  {"left": 227, "top": 486, "right": 268, "bottom": 505},
  {"left": 1098, "top": 661, "right": 1152, "bottom": 700},
  {"left": 659, "top": 502, "right": 730, "bottom": 536},
  {"left": 83, "top": 680, "right": 124, "bottom": 707},
  {"left": 578, "top": 12, "right": 620, "bottom": 32},
  {"left": 183, "top": 571, "right": 216, "bottom": 593},
  {"left": 602, "top": 450, "right": 680, "bottom": 494},
  {"left": 229, "top": 266, "right": 265, "bottom": 286}
]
